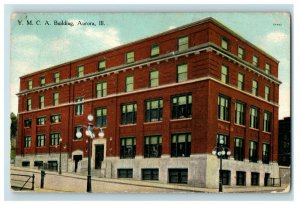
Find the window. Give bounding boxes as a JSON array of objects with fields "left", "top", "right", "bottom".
[
  {"left": 34, "top": 161, "right": 43, "bottom": 168},
  {"left": 37, "top": 117, "right": 46, "bottom": 125},
  {"left": 218, "top": 95, "right": 230, "bottom": 121},
  {"left": 24, "top": 119, "right": 32, "bottom": 128},
  {"left": 47, "top": 161, "right": 58, "bottom": 171},
  {"left": 238, "top": 73, "right": 244, "bottom": 90},
  {"left": 151, "top": 44, "right": 160, "bottom": 57},
  {"left": 234, "top": 138, "right": 244, "bottom": 161},
  {"left": 221, "top": 38, "right": 228, "bottom": 50},
  {"left": 238, "top": 47, "right": 244, "bottom": 59},
  {"left": 263, "top": 111, "right": 271, "bottom": 132},
  {"left": 74, "top": 126, "right": 83, "bottom": 140},
  {"left": 75, "top": 97, "right": 84, "bottom": 116},
  {"left": 95, "top": 107, "right": 107, "bottom": 127},
  {"left": 169, "top": 169, "right": 188, "bottom": 184},
  {"left": 236, "top": 171, "right": 246, "bottom": 186},
  {"left": 54, "top": 72, "right": 59, "bottom": 83},
  {"left": 149, "top": 70, "right": 159, "bottom": 87},
  {"left": 118, "top": 169, "right": 133, "bottom": 178},
  {"left": 235, "top": 101, "right": 245, "bottom": 125},
  {"left": 125, "top": 51, "right": 134, "bottom": 64},
  {"left": 145, "top": 98, "right": 163, "bottom": 122},
  {"left": 265, "top": 86, "right": 270, "bottom": 101},
  {"left": 39, "top": 95, "right": 45, "bottom": 109},
  {"left": 178, "top": 36, "right": 189, "bottom": 51},
  {"left": 53, "top": 92, "right": 59, "bottom": 106},
  {"left": 265, "top": 63, "right": 271, "bottom": 74},
  {"left": 22, "top": 161, "right": 30, "bottom": 167},
  {"left": 51, "top": 114, "right": 61, "bottom": 123},
  {"left": 217, "top": 134, "right": 230, "bottom": 159},
  {"left": 171, "top": 94, "right": 192, "bottom": 119},
  {"left": 171, "top": 133, "right": 191, "bottom": 157},
  {"left": 120, "top": 137, "right": 136, "bottom": 159},
  {"left": 121, "top": 103, "right": 137, "bottom": 125},
  {"left": 125, "top": 75, "right": 134, "bottom": 92},
  {"left": 96, "top": 81, "right": 107, "bottom": 98},
  {"left": 142, "top": 169, "right": 159, "bottom": 180},
  {"left": 98, "top": 60, "right": 106, "bottom": 71},
  {"left": 250, "top": 107, "right": 259, "bottom": 129},
  {"left": 221, "top": 170, "right": 231, "bottom": 185},
  {"left": 144, "top": 135, "right": 162, "bottom": 158},
  {"left": 249, "top": 141, "right": 258, "bottom": 163},
  {"left": 28, "top": 80, "right": 33, "bottom": 90},
  {"left": 262, "top": 143, "right": 270, "bottom": 164},
  {"left": 253, "top": 55, "right": 259, "bottom": 67},
  {"left": 177, "top": 64, "right": 188, "bottom": 82},
  {"left": 26, "top": 98, "right": 32, "bottom": 111},
  {"left": 40, "top": 76, "right": 45, "bottom": 86},
  {"left": 221, "top": 65, "right": 229, "bottom": 84},
  {"left": 24, "top": 136, "right": 31, "bottom": 148},
  {"left": 36, "top": 134, "right": 46, "bottom": 147},
  {"left": 252, "top": 80, "right": 258, "bottom": 96},
  {"left": 50, "top": 133, "right": 60, "bottom": 146},
  {"left": 77, "top": 65, "right": 84, "bottom": 77},
  {"left": 251, "top": 172, "right": 260, "bottom": 186}
]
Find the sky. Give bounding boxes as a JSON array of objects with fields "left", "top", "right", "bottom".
[{"left": 10, "top": 13, "right": 291, "bottom": 119}]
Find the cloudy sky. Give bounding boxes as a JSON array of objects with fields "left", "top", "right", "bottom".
[{"left": 10, "top": 13, "right": 290, "bottom": 119}]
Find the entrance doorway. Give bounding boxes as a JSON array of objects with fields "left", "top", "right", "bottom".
[
  {"left": 264, "top": 173, "right": 270, "bottom": 186},
  {"left": 95, "top": 144, "right": 104, "bottom": 169},
  {"left": 73, "top": 155, "right": 82, "bottom": 173}
]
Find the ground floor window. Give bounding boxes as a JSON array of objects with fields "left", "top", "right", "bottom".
[
  {"left": 221, "top": 170, "right": 231, "bottom": 185},
  {"left": 251, "top": 172, "right": 260, "bottom": 186},
  {"left": 236, "top": 171, "right": 246, "bottom": 186},
  {"left": 47, "top": 160, "right": 58, "bottom": 171},
  {"left": 22, "top": 161, "right": 30, "bottom": 167},
  {"left": 118, "top": 169, "right": 133, "bottom": 178},
  {"left": 142, "top": 169, "right": 159, "bottom": 180},
  {"left": 34, "top": 161, "right": 43, "bottom": 168},
  {"left": 168, "top": 169, "right": 188, "bottom": 184}
]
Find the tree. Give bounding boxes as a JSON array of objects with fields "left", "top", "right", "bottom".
[{"left": 10, "top": 112, "right": 18, "bottom": 140}]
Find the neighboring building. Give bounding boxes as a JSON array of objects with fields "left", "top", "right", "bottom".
[
  {"left": 15, "top": 17, "right": 281, "bottom": 188},
  {"left": 278, "top": 117, "right": 291, "bottom": 166}
]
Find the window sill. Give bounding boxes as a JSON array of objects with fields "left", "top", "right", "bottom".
[
  {"left": 143, "top": 121, "right": 162, "bottom": 125},
  {"left": 234, "top": 123, "right": 246, "bottom": 127},
  {"left": 170, "top": 118, "right": 192, "bottom": 122},
  {"left": 120, "top": 124, "right": 137, "bottom": 127},
  {"left": 51, "top": 122, "right": 61, "bottom": 125},
  {"left": 249, "top": 127, "right": 259, "bottom": 131},
  {"left": 262, "top": 131, "right": 272, "bottom": 134},
  {"left": 36, "top": 124, "right": 46, "bottom": 127},
  {"left": 217, "top": 119, "right": 230, "bottom": 124}
]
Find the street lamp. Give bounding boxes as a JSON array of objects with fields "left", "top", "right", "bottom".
[
  {"left": 212, "top": 138, "right": 231, "bottom": 192},
  {"left": 76, "top": 114, "right": 105, "bottom": 193},
  {"left": 57, "top": 138, "right": 67, "bottom": 175}
]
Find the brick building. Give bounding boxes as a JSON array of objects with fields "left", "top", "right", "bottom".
[{"left": 16, "top": 17, "right": 280, "bottom": 188}]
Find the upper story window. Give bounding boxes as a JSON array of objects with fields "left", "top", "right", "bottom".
[
  {"left": 36, "top": 134, "right": 46, "bottom": 147},
  {"left": 249, "top": 141, "right": 258, "bottom": 163},
  {"left": 40, "top": 76, "right": 45, "bottom": 87},
  {"left": 265, "top": 63, "right": 271, "bottom": 75},
  {"left": 27, "top": 98, "right": 32, "bottom": 111},
  {"left": 171, "top": 94, "right": 192, "bottom": 119},
  {"left": 51, "top": 114, "right": 61, "bottom": 123},
  {"left": 96, "top": 81, "right": 107, "bottom": 98},
  {"left": 171, "top": 133, "right": 191, "bottom": 157},
  {"left": 24, "top": 136, "right": 31, "bottom": 148},
  {"left": 221, "top": 38, "right": 228, "bottom": 50},
  {"left": 144, "top": 135, "right": 162, "bottom": 158},
  {"left": 75, "top": 97, "right": 84, "bottom": 116},
  {"left": 95, "top": 107, "right": 107, "bottom": 127},
  {"left": 39, "top": 95, "right": 45, "bottom": 109},
  {"left": 177, "top": 64, "right": 188, "bottom": 83},
  {"left": 252, "top": 80, "right": 258, "bottom": 96},
  {"left": 53, "top": 92, "right": 59, "bottom": 106},
  {"left": 77, "top": 65, "right": 84, "bottom": 77},
  {"left": 263, "top": 111, "right": 271, "bottom": 132},
  {"left": 149, "top": 70, "right": 159, "bottom": 87},
  {"left": 262, "top": 143, "right": 270, "bottom": 164},
  {"left": 50, "top": 133, "right": 60, "bottom": 146},
  {"left": 125, "top": 51, "right": 134, "bottom": 64},
  {"left": 37, "top": 116, "right": 46, "bottom": 125},
  {"left": 265, "top": 86, "right": 270, "bottom": 101},
  {"left": 234, "top": 138, "right": 245, "bottom": 161},
  {"left": 252, "top": 55, "right": 259, "bottom": 67},
  {"left": 145, "top": 98, "right": 163, "bottom": 122},
  {"left": 238, "top": 47, "right": 245, "bottom": 59},
  {"left": 250, "top": 106, "right": 259, "bottom": 129},
  {"left": 221, "top": 65, "right": 229, "bottom": 84},
  {"left": 218, "top": 95, "right": 230, "bottom": 121},
  {"left": 74, "top": 126, "right": 83, "bottom": 140},
  {"left": 125, "top": 75, "right": 134, "bottom": 92},
  {"left": 54, "top": 72, "right": 60, "bottom": 83},
  {"left": 238, "top": 73, "right": 244, "bottom": 90},
  {"left": 120, "top": 137, "right": 136, "bottom": 159},
  {"left": 121, "top": 103, "right": 137, "bottom": 125},
  {"left": 235, "top": 101, "right": 245, "bottom": 125},
  {"left": 98, "top": 60, "right": 106, "bottom": 71},
  {"left": 24, "top": 119, "right": 32, "bottom": 127},
  {"left": 28, "top": 80, "right": 33, "bottom": 90},
  {"left": 178, "top": 36, "right": 189, "bottom": 51},
  {"left": 151, "top": 44, "right": 160, "bottom": 57}
]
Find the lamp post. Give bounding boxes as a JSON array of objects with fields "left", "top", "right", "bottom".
[
  {"left": 76, "top": 114, "right": 105, "bottom": 193},
  {"left": 58, "top": 138, "right": 67, "bottom": 175},
  {"left": 212, "top": 139, "right": 231, "bottom": 192}
]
